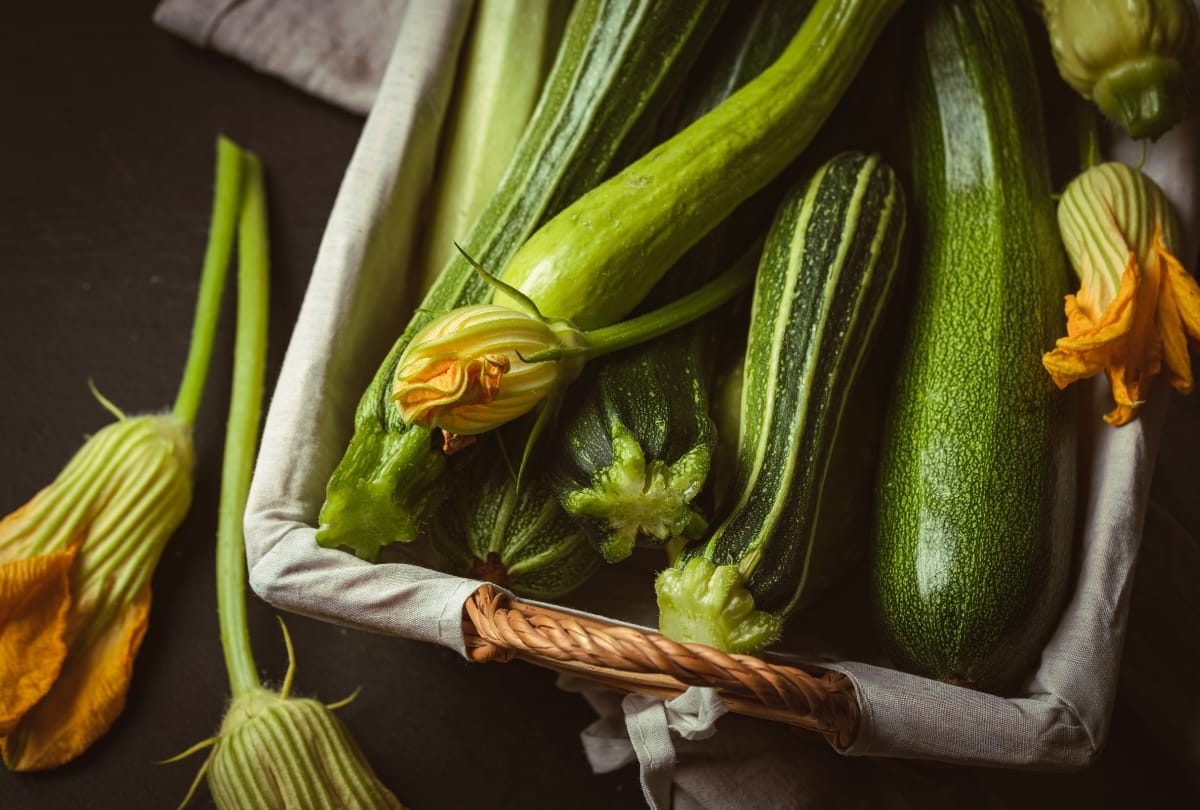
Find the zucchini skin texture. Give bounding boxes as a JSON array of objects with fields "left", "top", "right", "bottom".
[
  {"left": 657, "top": 151, "right": 907, "bottom": 654},
  {"left": 873, "top": 0, "right": 1076, "bottom": 694},
  {"left": 551, "top": 326, "right": 716, "bottom": 563},
  {"left": 315, "top": 0, "right": 728, "bottom": 560}
]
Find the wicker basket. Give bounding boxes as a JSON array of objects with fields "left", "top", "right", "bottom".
[
  {"left": 243, "top": 1, "right": 1189, "bottom": 775},
  {"left": 461, "top": 585, "right": 859, "bottom": 748}
]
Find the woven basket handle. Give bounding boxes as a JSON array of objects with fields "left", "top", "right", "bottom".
[{"left": 461, "top": 585, "right": 860, "bottom": 748}]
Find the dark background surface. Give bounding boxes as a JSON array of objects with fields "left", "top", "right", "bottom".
[{"left": 1, "top": 2, "right": 1197, "bottom": 809}]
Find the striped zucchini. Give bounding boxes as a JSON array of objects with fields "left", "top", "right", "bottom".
[
  {"left": 656, "top": 151, "right": 906, "bottom": 654},
  {"left": 317, "top": 0, "right": 727, "bottom": 560},
  {"left": 428, "top": 434, "right": 603, "bottom": 599},
  {"left": 873, "top": 0, "right": 1076, "bottom": 694}
]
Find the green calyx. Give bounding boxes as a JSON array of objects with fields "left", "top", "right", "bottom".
[
  {"left": 1092, "top": 56, "right": 1186, "bottom": 141},
  {"left": 654, "top": 556, "right": 781, "bottom": 654},
  {"left": 563, "top": 424, "right": 708, "bottom": 563}
]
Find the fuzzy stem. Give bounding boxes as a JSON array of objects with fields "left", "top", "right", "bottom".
[
  {"left": 173, "top": 137, "right": 246, "bottom": 428},
  {"left": 582, "top": 244, "right": 757, "bottom": 358},
  {"left": 216, "top": 145, "right": 270, "bottom": 698}
]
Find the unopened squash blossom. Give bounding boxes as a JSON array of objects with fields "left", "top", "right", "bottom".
[
  {"left": 392, "top": 250, "right": 753, "bottom": 447},
  {"left": 392, "top": 303, "right": 587, "bottom": 439},
  {"left": 0, "top": 135, "right": 250, "bottom": 771},
  {"left": 1037, "top": 0, "right": 1200, "bottom": 140},
  {"left": 1042, "top": 161, "right": 1200, "bottom": 425},
  {"left": 0, "top": 403, "right": 193, "bottom": 770}
]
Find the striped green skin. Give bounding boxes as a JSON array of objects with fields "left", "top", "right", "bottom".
[
  {"left": 873, "top": 0, "right": 1076, "bottom": 695},
  {"left": 316, "top": 0, "right": 728, "bottom": 560},
  {"left": 208, "top": 690, "right": 401, "bottom": 809},
  {"left": 686, "top": 151, "right": 907, "bottom": 621},
  {"left": 429, "top": 434, "right": 603, "bottom": 600},
  {"left": 494, "top": 0, "right": 906, "bottom": 330}
]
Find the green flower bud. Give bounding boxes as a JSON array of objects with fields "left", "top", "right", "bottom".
[
  {"left": 207, "top": 688, "right": 405, "bottom": 810},
  {"left": 1040, "top": 0, "right": 1200, "bottom": 139}
]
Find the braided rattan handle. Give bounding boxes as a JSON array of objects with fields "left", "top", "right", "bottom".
[{"left": 461, "top": 585, "right": 859, "bottom": 748}]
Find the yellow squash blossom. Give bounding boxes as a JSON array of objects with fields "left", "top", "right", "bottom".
[
  {"left": 392, "top": 303, "right": 586, "bottom": 437},
  {"left": 1043, "top": 160, "right": 1200, "bottom": 425},
  {"left": 0, "top": 403, "right": 193, "bottom": 770}
]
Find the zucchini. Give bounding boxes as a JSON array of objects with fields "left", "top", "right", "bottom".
[
  {"left": 428, "top": 433, "right": 603, "bottom": 600},
  {"left": 316, "top": 0, "right": 728, "bottom": 561},
  {"left": 550, "top": 319, "right": 716, "bottom": 565},
  {"left": 872, "top": 0, "right": 1076, "bottom": 694},
  {"left": 546, "top": 0, "right": 815, "bottom": 565},
  {"left": 416, "top": 0, "right": 571, "bottom": 293},
  {"left": 494, "top": 0, "right": 906, "bottom": 328},
  {"left": 655, "top": 151, "right": 907, "bottom": 654}
]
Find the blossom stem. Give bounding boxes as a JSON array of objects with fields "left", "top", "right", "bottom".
[
  {"left": 580, "top": 242, "right": 758, "bottom": 359},
  {"left": 173, "top": 137, "right": 246, "bottom": 429},
  {"left": 216, "top": 144, "right": 270, "bottom": 699}
]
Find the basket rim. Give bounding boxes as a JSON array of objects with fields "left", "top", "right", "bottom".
[{"left": 461, "top": 584, "right": 860, "bottom": 749}]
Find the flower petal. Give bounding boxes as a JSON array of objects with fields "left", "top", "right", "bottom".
[
  {"left": 2, "top": 583, "right": 151, "bottom": 771},
  {"left": 0, "top": 550, "right": 75, "bottom": 737},
  {"left": 1042, "top": 259, "right": 1140, "bottom": 390}
]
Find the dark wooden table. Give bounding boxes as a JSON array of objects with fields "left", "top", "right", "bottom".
[{"left": 1, "top": 3, "right": 1196, "bottom": 809}]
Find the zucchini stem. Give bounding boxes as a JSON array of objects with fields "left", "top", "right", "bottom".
[
  {"left": 581, "top": 248, "right": 755, "bottom": 357},
  {"left": 216, "top": 145, "right": 270, "bottom": 699},
  {"left": 172, "top": 137, "right": 245, "bottom": 429},
  {"left": 522, "top": 243, "right": 760, "bottom": 365}
]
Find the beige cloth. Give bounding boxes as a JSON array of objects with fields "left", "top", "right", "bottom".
[{"left": 153, "top": 0, "right": 409, "bottom": 115}]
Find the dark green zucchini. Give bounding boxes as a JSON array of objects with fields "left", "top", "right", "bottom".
[
  {"left": 872, "top": 0, "right": 1076, "bottom": 694},
  {"left": 428, "top": 434, "right": 603, "bottom": 600},
  {"left": 655, "top": 151, "right": 907, "bottom": 654},
  {"left": 550, "top": 325, "right": 715, "bottom": 564},
  {"left": 316, "top": 0, "right": 729, "bottom": 561}
]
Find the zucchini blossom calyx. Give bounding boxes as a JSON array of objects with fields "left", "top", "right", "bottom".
[{"left": 1043, "top": 161, "right": 1200, "bottom": 425}]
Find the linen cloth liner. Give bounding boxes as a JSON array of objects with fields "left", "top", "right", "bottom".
[
  {"left": 155, "top": 1, "right": 1200, "bottom": 806},
  {"left": 153, "top": 0, "right": 409, "bottom": 115}
]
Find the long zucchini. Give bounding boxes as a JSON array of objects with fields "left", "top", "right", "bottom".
[
  {"left": 316, "top": 0, "right": 728, "bottom": 560},
  {"left": 872, "top": 0, "right": 1076, "bottom": 694},
  {"left": 415, "top": 0, "right": 571, "bottom": 293},
  {"left": 655, "top": 151, "right": 907, "bottom": 654}
]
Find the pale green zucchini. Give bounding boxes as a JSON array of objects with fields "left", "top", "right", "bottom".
[
  {"left": 493, "top": 0, "right": 906, "bottom": 328},
  {"left": 416, "top": 0, "right": 571, "bottom": 292},
  {"left": 656, "top": 151, "right": 907, "bottom": 654}
]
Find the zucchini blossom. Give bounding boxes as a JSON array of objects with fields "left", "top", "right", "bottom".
[
  {"left": 1039, "top": 0, "right": 1200, "bottom": 140},
  {"left": 0, "top": 406, "right": 193, "bottom": 770},
  {"left": 392, "top": 304, "right": 586, "bottom": 437},
  {"left": 1043, "top": 161, "right": 1200, "bottom": 425}
]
